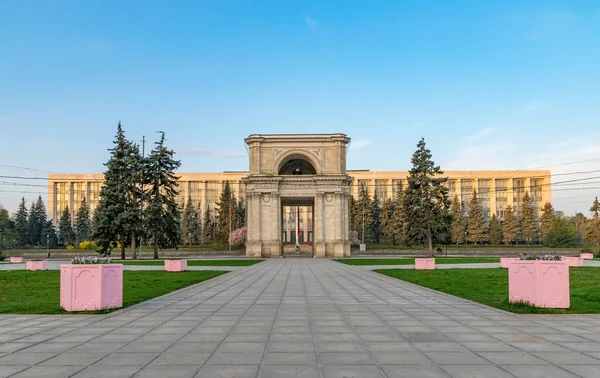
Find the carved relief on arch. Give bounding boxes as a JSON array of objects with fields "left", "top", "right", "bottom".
[{"left": 325, "top": 193, "right": 334, "bottom": 203}]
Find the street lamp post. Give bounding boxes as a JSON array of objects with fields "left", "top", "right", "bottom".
[{"left": 47, "top": 234, "right": 50, "bottom": 258}]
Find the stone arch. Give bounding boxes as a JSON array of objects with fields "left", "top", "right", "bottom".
[{"left": 274, "top": 151, "right": 321, "bottom": 176}]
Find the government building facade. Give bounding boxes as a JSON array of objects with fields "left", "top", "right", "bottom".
[{"left": 47, "top": 134, "right": 551, "bottom": 257}]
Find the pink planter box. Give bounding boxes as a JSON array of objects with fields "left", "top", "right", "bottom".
[
  {"left": 500, "top": 257, "right": 517, "bottom": 268},
  {"left": 10, "top": 257, "right": 23, "bottom": 263},
  {"left": 564, "top": 256, "right": 583, "bottom": 267},
  {"left": 26, "top": 260, "right": 48, "bottom": 271},
  {"left": 415, "top": 258, "right": 435, "bottom": 270},
  {"left": 165, "top": 260, "right": 187, "bottom": 272},
  {"left": 580, "top": 253, "right": 594, "bottom": 260},
  {"left": 60, "top": 264, "right": 123, "bottom": 312},
  {"left": 508, "top": 260, "right": 570, "bottom": 309}
]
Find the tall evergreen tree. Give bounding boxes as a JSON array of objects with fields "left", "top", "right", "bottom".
[
  {"left": 539, "top": 202, "right": 556, "bottom": 241},
  {"left": 356, "top": 184, "right": 373, "bottom": 244},
  {"left": 450, "top": 195, "right": 466, "bottom": 244},
  {"left": 389, "top": 188, "right": 406, "bottom": 245},
  {"left": 27, "top": 202, "right": 38, "bottom": 246},
  {"left": 380, "top": 198, "right": 395, "bottom": 244},
  {"left": 0, "top": 206, "right": 16, "bottom": 249},
  {"left": 182, "top": 197, "right": 201, "bottom": 245},
  {"left": 202, "top": 205, "right": 215, "bottom": 243},
  {"left": 349, "top": 195, "right": 359, "bottom": 234},
  {"left": 403, "top": 138, "right": 451, "bottom": 256},
  {"left": 215, "top": 181, "right": 236, "bottom": 243},
  {"left": 235, "top": 197, "right": 246, "bottom": 229},
  {"left": 488, "top": 214, "right": 502, "bottom": 245},
  {"left": 545, "top": 216, "right": 578, "bottom": 248},
  {"left": 467, "top": 189, "right": 487, "bottom": 244},
  {"left": 58, "top": 206, "right": 75, "bottom": 246},
  {"left": 520, "top": 191, "right": 536, "bottom": 244},
  {"left": 369, "top": 195, "right": 382, "bottom": 243},
  {"left": 573, "top": 212, "right": 587, "bottom": 246},
  {"left": 584, "top": 196, "right": 600, "bottom": 247},
  {"left": 143, "top": 131, "right": 181, "bottom": 259},
  {"left": 93, "top": 123, "right": 142, "bottom": 258},
  {"left": 28, "top": 196, "right": 48, "bottom": 246},
  {"left": 75, "top": 197, "right": 92, "bottom": 243},
  {"left": 14, "top": 197, "right": 28, "bottom": 248},
  {"left": 502, "top": 205, "right": 519, "bottom": 245}
]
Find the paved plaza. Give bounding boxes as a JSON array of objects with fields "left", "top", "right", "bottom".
[{"left": 1, "top": 259, "right": 600, "bottom": 377}]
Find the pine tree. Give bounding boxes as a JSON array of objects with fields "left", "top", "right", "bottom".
[
  {"left": 14, "top": 197, "right": 29, "bottom": 248},
  {"left": 539, "top": 202, "right": 555, "bottom": 241},
  {"left": 182, "top": 198, "right": 201, "bottom": 245},
  {"left": 75, "top": 197, "right": 92, "bottom": 244},
  {"left": 349, "top": 195, "right": 359, "bottom": 234},
  {"left": 356, "top": 184, "right": 373, "bottom": 244},
  {"left": 584, "top": 196, "right": 600, "bottom": 247},
  {"left": 520, "top": 191, "right": 536, "bottom": 244},
  {"left": 93, "top": 122, "right": 142, "bottom": 258},
  {"left": 450, "top": 195, "right": 466, "bottom": 244},
  {"left": 28, "top": 196, "right": 47, "bottom": 246},
  {"left": 202, "top": 205, "right": 214, "bottom": 243},
  {"left": 143, "top": 131, "right": 182, "bottom": 259},
  {"left": 27, "top": 201, "right": 38, "bottom": 246},
  {"left": 369, "top": 195, "right": 382, "bottom": 243},
  {"left": 467, "top": 189, "right": 487, "bottom": 244},
  {"left": 235, "top": 198, "right": 246, "bottom": 229},
  {"left": 58, "top": 206, "right": 75, "bottom": 246},
  {"left": 215, "top": 181, "right": 236, "bottom": 244},
  {"left": 502, "top": 205, "right": 519, "bottom": 245},
  {"left": 403, "top": 138, "right": 451, "bottom": 256},
  {"left": 488, "top": 214, "right": 502, "bottom": 245},
  {"left": 380, "top": 198, "right": 395, "bottom": 244},
  {"left": 42, "top": 220, "right": 59, "bottom": 249},
  {"left": 390, "top": 188, "right": 406, "bottom": 245}
]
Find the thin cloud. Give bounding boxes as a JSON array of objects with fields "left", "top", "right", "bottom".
[
  {"left": 305, "top": 14, "right": 319, "bottom": 30},
  {"left": 351, "top": 139, "right": 371, "bottom": 150},
  {"left": 177, "top": 147, "right": 246, "bottom": 158},
  {"left": 468, "top": 127, "right": 493, "bottom": 139}
]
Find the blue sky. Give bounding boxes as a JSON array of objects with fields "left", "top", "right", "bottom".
[{"left": 1, "top": 0, "right": 599, "bottom": 215}]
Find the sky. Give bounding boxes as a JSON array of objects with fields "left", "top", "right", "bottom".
[{"left": 1, "top": 0, "right": 599, "bottom": 215}]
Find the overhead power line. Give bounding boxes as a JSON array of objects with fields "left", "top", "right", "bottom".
[
  {"left": 0, "top": 164, "right": 57, "bottom": 173},
  {"left": 0, "top": 175, "right": 48, "bottom": 180},
  {"left": 0, "top": 181, "right": 48, "bottom": 188}
]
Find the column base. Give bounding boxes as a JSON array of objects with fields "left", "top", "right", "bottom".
[
  {"left": 314, "top": 243, "right": 326, "bottom": 258},
  {"left": 246, "top": 242, "right": 262, "bottom": 258}
]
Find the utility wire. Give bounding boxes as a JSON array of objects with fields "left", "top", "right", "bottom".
[
  {"left": 0, "top": 175, "right": 48, "bottom": 180},
  {"left": 0, "top": 164, "right": 58, "bottom": 173}
]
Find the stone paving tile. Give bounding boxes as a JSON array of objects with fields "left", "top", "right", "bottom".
[
  {"left": 321, "top": 365, "right": 385, "bottom": 378},
  {"left": 133, "top": 365, "right": 200, "bottom": 377},
  {"left": 72, "top": 365, "right": 143, "bottom": 377},
  {"left": 500, "top": 364, "right": 580, "bottom": 378},
  {"left": 381, "top": 365, "right": 451, "bottom": 378},
  {"left": 0, "top": 366, "right": 28, "bottom": 378},
  {"left": 440, "top": 365, "right": 514, "bottom": 378},
  {"left": 10, "top": 365, "right": 86, "bottom": 377},
  {"left": 195, "top": 365, "right": 259, "bottom": 378}
]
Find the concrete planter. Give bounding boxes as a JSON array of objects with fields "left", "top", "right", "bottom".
[
  {"left": 415, "top": 258, "right": 435, "bottom": 270},
  {"left": 165, "top": 260, "right": 187, "bottom": 272},
  {"left": 26, "top": 260, "right": 48, "bottom": 271},
  {"left": 10, "top": 257, "right": 23, "bottom": 263},
  {"left": 500, "top": 257, "right": 517, "bottom": 268},
  {"left": 564, "top": 256, "right": 583, "bottom": 267},
  {"left": 60, "top": 264, "right": 123, "bottom": 312},
  {"left": 508, "top": 260, "right": 569, "bottom": 309},
  {"left": 580, "top": 253, "right": 594, "bottom": 260}
]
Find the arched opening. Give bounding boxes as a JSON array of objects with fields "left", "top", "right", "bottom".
[{"left": 278, "top": 158, "right": 317, "bottom": 175}]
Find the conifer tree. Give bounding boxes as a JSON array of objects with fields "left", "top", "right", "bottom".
[
  {"left": 369, "top": 195, "right": 382, "bottom": 243},
  {"left": 349, "top": 195, "right": 359, "bottom": 234},
  {"left": 75, "top": 197, "right": 92, "bottom": 243},
  {"left": 356, "top": 184, "right": 373, "bottom": 244},
  {"left": 27, "top": 202, "right": 38, "bottom": 246},
  {"left": 14, "top": 197, "right": 29, "bottom": 248},
  {"left": 488, "top": 213, "right": 502, "bottom": 245},
  {"left": 450, "top": 195, "right": 465, "bottom": 244},
  {"left": 94, "top": 122, "right": 142, "bottom": 258},
  {"left": 380, "top": 198, "right": 395, "bottom": 244},
  {"left": 58, "top": 206, "right": 75, "bottom": 246},
  {"left": 215, "top": 181, "right": 236, "bottom": 243},
  {"left": 467, "top": 189, "right": 487, "bottom": 244},
  {"left": 520, "top": 191, "right": 536, "bottom": 244},
  {"left": 29, "top": 196, "right": 47, "bottom": 246},
  {"left": 0, "top": 206, "right": 16, "bottom": 249},
  {"left": 389, "top": 188, "right": 406, "bottom": 245},
  {"left": 202, "top": 205, "right": 214, "bottom": 243},
  {"left": 403, "top": 138, "right": 451, "bottom": 256},
  {"left": 235, "top": 198, "right": 246, "bottom": 229},
  {"left": 143, "top": 131, "right": 181, "bottom": 259},
  {"left": 584, "top": 196, "right": 600, "bottom": 247},
  {"left": 182, "top": 198, "right": 201, "bottom": 245},
  {"left": 42, "top": 220, "right": 59, "bottom": 249},
  {"left": 502, "top": 205, "right": 519, "bottom": 245},
  {"left": 539, "top": 202, "right": 555, "bottom": 241}
]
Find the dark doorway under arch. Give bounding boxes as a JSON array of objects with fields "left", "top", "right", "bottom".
[{"left": 278, "top": 158, "right": 317, "bottom": 175}]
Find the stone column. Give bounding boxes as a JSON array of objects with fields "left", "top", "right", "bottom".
[
  {"left": 315, "top": 192, "right": 326, "bottom": 257},
  {"left": 271, "top": 192, "right": 280, "bottom": 257},
  {"left": 334, "top": 192, "right": 344, "bottom": 257},
  {"left": 246, "top": 192, "right": 262, "bottom": 258}
]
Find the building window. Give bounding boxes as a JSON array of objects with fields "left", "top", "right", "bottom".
[
  {"left": 513, "top": 179, "right": 525, "bottom": 213},
  {"left": 189, "top": 181, "right": 203, "bottom": 210},
  {"left": 392, "top": 180, "right": 403, "bottom": 199},
  {"left": 358, "top": 180, "right": 370, "bottom": 194},
  {"left": 206, "top": 181, "right": 219, "bottom": 212},
  {"left": 478, "top": 179, "right": 491, "bottom": 220},
  {"left": 375, "top": 180, "right": 388, "bottom": 199},
  {"left": 446, "top": 180, "right": 457, "bottom": 201},
  {"left": 460, "top": 180, "right": 473, "bottom": 213}
]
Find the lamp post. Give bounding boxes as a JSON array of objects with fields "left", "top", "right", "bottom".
[{"left": 47, "top": 234, "right": 50, "bottom": 258}]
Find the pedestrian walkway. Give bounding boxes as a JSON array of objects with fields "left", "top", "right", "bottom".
[{"left": 1, "top": 259, "right": 599, "bottom": 377}]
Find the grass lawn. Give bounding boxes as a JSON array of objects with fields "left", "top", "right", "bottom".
[
  {"left": 114, "top": 259, "right": 263, "bottom": 266},
  {"left": 376, "top": 267, "right": 600, "bottom": 314},
  {"left": 334, "top": 257, "right": 500, "bottom": 266},
  {"left": 0, "top": 270, "right": 228, "bottom": 314}
]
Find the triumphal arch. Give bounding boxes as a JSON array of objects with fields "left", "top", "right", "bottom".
[{"left": 243, "top": 134, "right": 352, "bottom": 258}]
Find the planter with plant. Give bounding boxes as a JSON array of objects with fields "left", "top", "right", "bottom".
[
  {"left": 508, "top": 253, "right": 569, "bottom": 309},
  {"left": 60, "top": 256, "right": 123, "bottom": 311},
  {"left": 26, "top": 259, "right": 48, "bottom": 271},
  {"left": 415, "top": 257, "right": 435, "bottom": 270},
  {"left": 165, "top": 259, "right": 187, "bottom": 272}
]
